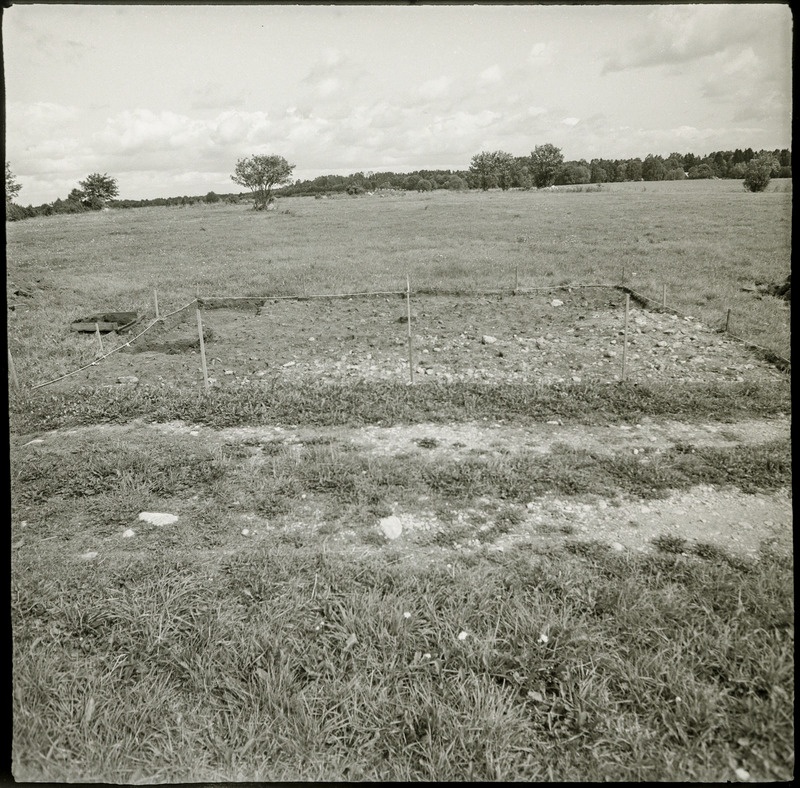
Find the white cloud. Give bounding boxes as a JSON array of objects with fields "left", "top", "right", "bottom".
[
  {"left": 418, "top": 75, "right": 452, "bottom": 100},
  {"left": 477, "top": 64, "right": 502, "bottom": 87}
]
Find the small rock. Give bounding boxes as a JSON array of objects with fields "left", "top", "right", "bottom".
[
  {"left": 604, "top": 349, "right": 617, "bottom": 358},
  {"left": 122, "top": 528, "right": 135, "bottom": 538},
  {"left": 481, "top": 335, "right": 497, "bottom": 345},
  {"left": 571, "top": 376, "right": 582, "bottom": 383},
  {"left": 282, "top": 361, "right": 296, "bottom": 368},
  {"left": 551, "top": 299, "right": 564, "bottom": 307},
  {"left": 117, "top": 376, "right": 139, "bottom": 385},
  {"left": 379, "top": 515, "right": 403, "bottom": 540},
  {"left": 138, "top": 512, "right": 179, "bottom": 526},
  {"left": 241, "top": 528, "right": 250, "bottom": 536},
  {"left": 611, "top": 542, "right": 625, "bottom": 552},
  {"left": 79, "top": 551, "right": 98, "bottom": 561}
]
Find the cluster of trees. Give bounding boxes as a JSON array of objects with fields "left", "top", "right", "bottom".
[
  {"left": 5, "top": 168, "right": 119, "bottom": 220},
  {"left": 466, "top": 146, "right": 791, "bottom": 190}
]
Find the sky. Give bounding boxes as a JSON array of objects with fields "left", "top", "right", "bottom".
[{"left": 3, "top": 3, "right": 793, "bottom": 204}]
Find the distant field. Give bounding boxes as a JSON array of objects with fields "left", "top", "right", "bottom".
[{"left": 7, "top": 179, "right": 791, "bottom": 385}]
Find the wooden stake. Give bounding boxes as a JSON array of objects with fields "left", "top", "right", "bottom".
[
  {"left": 514, "top": 264, "right": 519, "bottom": 293},
  {"left": 621, "top": 266, "right": 625, "bottom": 286},
  {"left": 196, "top": 307, "right": 209, "bottom": 390},
  {"left": 662, "top": 283, "right": 667, "bottom": 309},
  {"left": 406, "top": 275, "right": 414, "bottom": 384},
  {"left": 725, "top": 307, "right": 732, "bottom": 334},
  {"left": 8, "top": 348, "right": 20, "bottom": 392},
  {"left": 94, "top": 323, "right": 104, "bottom": 352},
  {"left": 621, "top": 293, "right": 630, "bottom": 382},
  {"left": 154, "top": 289, "right": 160, "bottom": 320}
]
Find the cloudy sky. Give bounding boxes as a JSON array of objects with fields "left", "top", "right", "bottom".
[{"left": 3, "top": 3, "right": 792, "bottom": 204}]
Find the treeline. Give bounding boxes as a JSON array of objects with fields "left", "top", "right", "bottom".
[
  {"left": 6, "top": 190, "right": 247, "bottom": 220},
  {"left": 252, "top": 146, "right": 793, "bottom": 197},
  {"left": 281, "top": 169, "right": 471, "bottom": 196},
  {"left": 6, "top": 146, "right": 793, "bottom": 221}
]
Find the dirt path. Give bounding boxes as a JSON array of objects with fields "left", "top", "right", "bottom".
[{"left": 18, "top": 415, "right": 791, "bottom": 561}]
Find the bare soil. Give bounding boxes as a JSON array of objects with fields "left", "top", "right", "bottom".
[{"left": 58, "top": 288, "right": 785, "bottom": 389}]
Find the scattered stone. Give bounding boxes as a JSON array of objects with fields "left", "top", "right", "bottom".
[
  {"left": 571, "top": 376, "right": 582, "bottom": 383},
  {"left": 282, "top": 361, "right": 296, "bottom": 367},
  {"left": 604, "top": 349, "right": 617, "bottom": 358},
  {"left": 23, "top": 439, "right": 45, "bottom": 446},
  {"left": 379, "top": 515, "right": 403, "bottom": 540},
  {"left": 138, "top": 512, "right": 179, "bottom": 526},
  {"left": 611, "top": 542, "right": 625, "bottom": 552},
  {"left": 481, "top": 335, "right": 497, "bottom": 345},
  {"left": 241, "top": 528, "right": 250, "bottom": 536},
  {"left": 122, "top": 529, "right": 136, "bottom": 538},
  {"left": 551, "top": 299, "right": 564, "bottom": 307},
  {"left": 79, "top": 551, "right": 98, "bottom": 561},
  {"left": 117, "top": 376, "right": 139, "bottom": 385}
]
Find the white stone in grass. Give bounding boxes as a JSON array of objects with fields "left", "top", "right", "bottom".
[
  {"left": 551, "top": 299, "right": 564, "bottom": 307},
  {"left": 79, "top": 551, "right": 99, "bottom": 561},
  {"left": 122, "top": 529, "right": 135, "bottom": 538},
  {"left": 734, "top": 768, "right": 751, "bottom": 781},
  {"left": 241, "top": 528, "right": 250, "bottom": 536},
  {"left": 138, "top": 512, "right": 179, "bottom": 526},
  {"left": 481, "top": 335, "right": 497, "bottom": 344},
  {"left": 379, "top": 516, "right": 403, "bottom": 540}
]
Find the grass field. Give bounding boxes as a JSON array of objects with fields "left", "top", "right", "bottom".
[{"left": 8, "top": 179, "right": 793, "bottom": 782}]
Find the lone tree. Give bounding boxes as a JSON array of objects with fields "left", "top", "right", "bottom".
[
  {"left": 5, "top": 162, "right": 22, "bottom": 207},
  {"left": 742, "top": 153, "right": 779, "bottom": 193},
  {"left": 231, "top": 154, "right": 295, "bottom": 210},
  {"left": 529, "top": 144, "right": 564, "bottom": 188},
  {"left": 78, "top": 173, "right": 119, "bottom": 209}
]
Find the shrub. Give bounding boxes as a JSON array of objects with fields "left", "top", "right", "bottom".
[{"left": 743, "top": 154, "right": 778, "bottom": 193}]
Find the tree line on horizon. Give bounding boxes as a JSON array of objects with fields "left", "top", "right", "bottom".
[{"left": 5, "top": 144, "right": 792, "bottom": 220}]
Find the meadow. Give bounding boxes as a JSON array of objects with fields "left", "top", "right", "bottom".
[{"left": 8, "top": 179, "right": 793, "bottom": 782}]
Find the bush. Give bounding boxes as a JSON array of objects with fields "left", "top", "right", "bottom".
[
  {"left": 687, "top": 164, "right": 714, "bottom": 180},
  {"left": 205, "top": 191, "right": 220, "bottom": 204},
  {"left": 5, "top": 203, "right": 35, "bottom": 221},
  {"left": 743, "top": 154, "right": 778, "bottom": 193}
]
